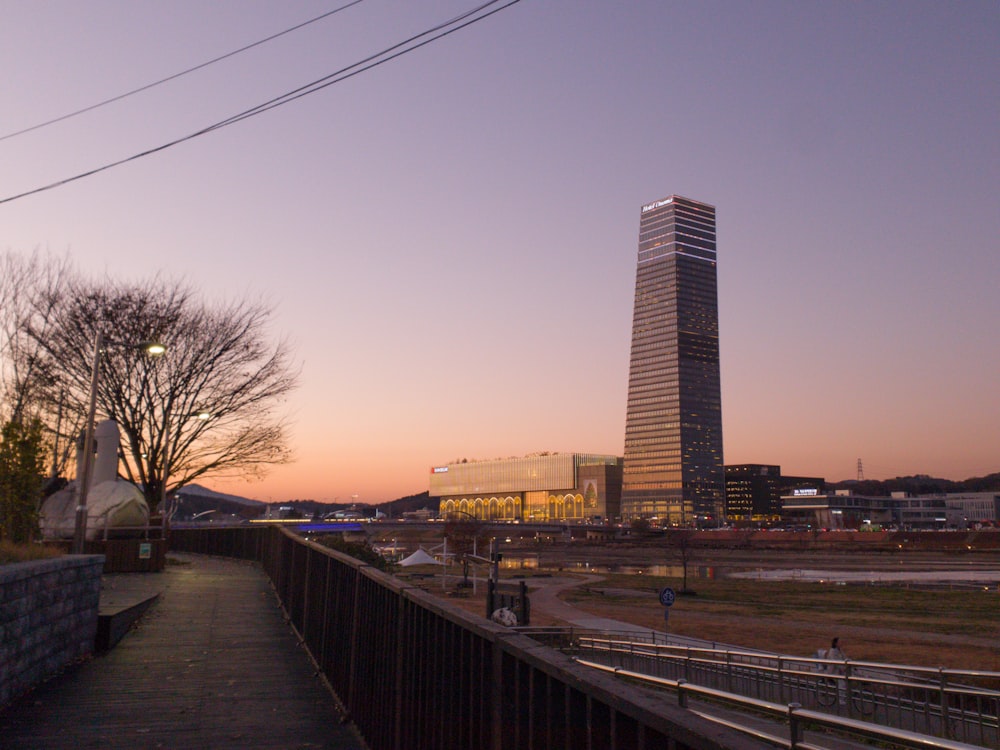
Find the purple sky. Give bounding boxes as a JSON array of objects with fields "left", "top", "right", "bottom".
[{"left": 3, "top": 1, "right": 998, "bottom": 503}]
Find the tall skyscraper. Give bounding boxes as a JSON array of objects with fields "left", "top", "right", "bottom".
[{"left": 621, "top": 195, "right": 725, "bottom": 525}]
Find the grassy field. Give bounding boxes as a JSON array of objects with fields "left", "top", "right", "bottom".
[
  {"left": 407, "top": 565, "right": 999, "bottom": 673},
  {"left": 560, "top": 573, "right": 1000, "bottom": 672}
]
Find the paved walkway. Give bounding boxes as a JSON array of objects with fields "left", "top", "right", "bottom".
[{"left": 0, "top": 554, "right": 366, "bottom": 750}]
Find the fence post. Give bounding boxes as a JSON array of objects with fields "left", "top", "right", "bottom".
[
  {"left": 938, "top": 667, "right": 951, "bottom": 739},
  {"left": 677, "top": 679, "right": 688, "bottom": 709},
  {"left": 777, "top": 657, "right": 785, "bottom": 703},
  {"left": 726, "top": 651, "right": 734, "bottom": 694},
  {"left": 844, "top": 662, "right": 854, "bottom": 717},
  {"left": 788, "top": 703, "right": 802, "bottom": 749}
]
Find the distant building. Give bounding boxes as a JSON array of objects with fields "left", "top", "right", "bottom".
[
  {"left": 621, "top": 195, "right": 725, "bottom": 525},
  {"left": 402, "top": 508, "right": 436, "bottom": 522},
  {"left": 780, "top": 490, "right": 973, "bottom": 530},
  {"left": 429, "top": 454, "right": 622, "bottom": 523},
  {"left": 725, "top": 464, "right": 825, "bottom": 522},
  {"left": 780, "top": 490, "right": 888, "bottom": 529},
  {"left": 911, "top": 492, "right": 999, "bottom": 528}
]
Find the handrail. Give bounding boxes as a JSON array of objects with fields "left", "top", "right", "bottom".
[
  {"left": 169, "top": 526, "right": 774, "bottom": 750},
  {"left": 577, "top": 658, "right": 987, "bottom": 750},
  {"left": 575, "top": 635, "right": 1000, "bottom": 682},
  {"left": 563, "top": 634, "right": 999, "bottom": 746}
]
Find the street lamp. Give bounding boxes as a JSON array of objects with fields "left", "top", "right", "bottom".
[{"left": 71, "top": 332, "right": 165, "bottom": 554}]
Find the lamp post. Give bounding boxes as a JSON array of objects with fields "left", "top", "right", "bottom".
[
  {"left": 71, "top": 333, "right": 165, "bottom": 555},
  {"left": 71, "top": 332, "right": 104, "bottom": 554}
]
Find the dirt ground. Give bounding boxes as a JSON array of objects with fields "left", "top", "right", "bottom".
[{"left": 405, "top": 539, "right": 1000, "bottom": 674}]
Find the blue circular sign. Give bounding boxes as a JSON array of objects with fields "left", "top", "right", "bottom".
[{"left": 659, "top": 587, "right": 676, "bottom": 607}]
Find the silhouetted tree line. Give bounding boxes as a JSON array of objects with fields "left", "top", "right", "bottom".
[{"left": 830, "top": 473, "right": 1000, "bottom": 496}]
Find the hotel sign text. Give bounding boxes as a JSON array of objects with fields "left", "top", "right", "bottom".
[{"left": 641, "top": 197, "right": 673, "bottom": 213}]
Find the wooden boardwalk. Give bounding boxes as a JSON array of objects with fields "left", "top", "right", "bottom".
[{"left": 0, "top": 554, "right": 367, "bottom": 749}]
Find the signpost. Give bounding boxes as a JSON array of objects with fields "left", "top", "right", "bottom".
[{"left": 659, "top": 586, "right": 676, "bottom": 627}]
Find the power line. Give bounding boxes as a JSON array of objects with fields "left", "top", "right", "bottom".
[
  {"left": 0, "top": 0, "right": 367, "bottom": 143},
  {"left": 0, "top": 0, "right": 520, "bottom": 206},
  {"left": 202, "top": 0, "right": 518, "bottom": 133}
]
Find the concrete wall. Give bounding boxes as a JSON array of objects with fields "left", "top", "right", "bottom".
[{"left": 0, "top": 555, "right": 104, "bottom": 708}]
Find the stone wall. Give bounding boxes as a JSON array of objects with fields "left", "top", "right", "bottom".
[{"left": 0, "top": 555, "right": 104, "bottom": 708}]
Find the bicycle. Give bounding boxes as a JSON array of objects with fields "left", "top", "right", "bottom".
[
  {"left": 815, "top": 674, "right": 875, "bottom": 716},
  {"left": 815, "top": 675, "right": 839, "bottom": 707}
]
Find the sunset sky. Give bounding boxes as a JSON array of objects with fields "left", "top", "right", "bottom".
[{"left": 3, "top": 1, "right": 998, "bottom": 504}]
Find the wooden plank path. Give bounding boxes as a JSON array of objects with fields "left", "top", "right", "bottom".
[{"left": 0, "top": 554, "right": 367, "bottom": 749}]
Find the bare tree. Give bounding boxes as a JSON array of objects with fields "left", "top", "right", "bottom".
[
  {"left": 24, "top": 273, "right": 298, "bottom": 511},
  {"left": 443, "top": 514, "right": 489, "bottom": 587},
  {"left": 665, "top": 528, "right": 698, "bottom": 594},
  {"left": 0, "top": 250, "right": 78, "bottom": 478},
  {"left": 1, "top": 252, "right": 69, "bottom": 418}
]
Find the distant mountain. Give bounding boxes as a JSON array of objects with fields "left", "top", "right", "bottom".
[
  {"left": 266, "top": 491, "right": 433, "bottom": 520},
  {"left": 379, "top": 491, "right": 433, "bottom": 518},
  {"left": 173, "top": 484, "right": 266, "bottom": 521},
  {"left": 176, "top": 484, "right": 266, "bottom": 506},
  {"left": 961, "top": 472, "right": 1000, "bottom": 492}
]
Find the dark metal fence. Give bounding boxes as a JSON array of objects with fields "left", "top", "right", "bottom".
[
  {"left": 170, "top": 526, "right": 767, "bottom": 750},
  {"left": 563, "top": 635, "right": 1000, "bottom": 748}
]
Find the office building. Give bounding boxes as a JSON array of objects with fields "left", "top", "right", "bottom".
[
  {"left": 781, "top": 490, "right": 961, "bottom": 530},
  {"left": 429, "top": 454, "right": 622, "bottom": 523},
  {"left": 935, "top": 493, "right": 1000, "bottom": 526},
  {"left": 725, "top": 464, "right": 825, "bottom": 522},
  {"left": 621, "top": 195, "right": 725, "bottom": 525},
  {"left": 781, "top": 490, "right": 997, "bottom": 531}
]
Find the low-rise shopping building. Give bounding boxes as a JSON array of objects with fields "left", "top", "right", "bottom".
[{"left": 429, "top": 453, "right": 622, "bottom": 523}]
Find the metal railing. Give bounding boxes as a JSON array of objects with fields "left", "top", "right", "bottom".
[
  {"left": 578, "top": 659, "right": 989, "bottom": 750},
  {"left": 536, "top": 633, "right": 999, "bottom": 748},
  {"left": 170, "top": 526, "right": 773, "bottom": 750}
]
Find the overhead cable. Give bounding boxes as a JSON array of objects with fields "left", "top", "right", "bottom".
[
  {"left": 1, "top": 0, "right": 520, "bottom": 206},
  {"left": 0, "top": 0, "right": 367, "bottom": 143}
]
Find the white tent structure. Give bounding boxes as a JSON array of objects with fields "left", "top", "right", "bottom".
[
  {"left": 41, "top": 480, "right": 148, "bottom": 540},
  {"left": 40, "top": 419, "right": 149, "bottom": 540},
  {"left": 398, "top": 548, "right": 442, "bottom": 567}
]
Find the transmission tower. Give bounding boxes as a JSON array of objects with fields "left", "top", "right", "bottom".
[{"left": 856, "top": 458, "right": 865, "bottom": 481}]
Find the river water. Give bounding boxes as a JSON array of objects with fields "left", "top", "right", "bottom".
[{"left": 500, "top": 555, "right": 1000, "bottom": 588}]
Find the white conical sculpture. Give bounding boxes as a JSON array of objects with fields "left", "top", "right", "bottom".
[
  {"left": 40, "top": 420, "right": 149, "bottom": 540},
  {"left": 92, "top": 419, "right": 120, "bottom": 485}
]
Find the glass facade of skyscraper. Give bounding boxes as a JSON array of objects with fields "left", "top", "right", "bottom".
[{"left": 621, "top": 195, "right": 725, "bottom": 525}]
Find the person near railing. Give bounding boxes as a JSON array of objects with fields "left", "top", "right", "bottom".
[{"left": 826, "top": 637, "right": 848, "bottom": 705}]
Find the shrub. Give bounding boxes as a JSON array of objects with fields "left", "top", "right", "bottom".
[
  {"left": 0, "top": 539, "right": 63, "bottom": 565},
  {"left": 315, "top": 535, "right": 396, "bottom": 573}
]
